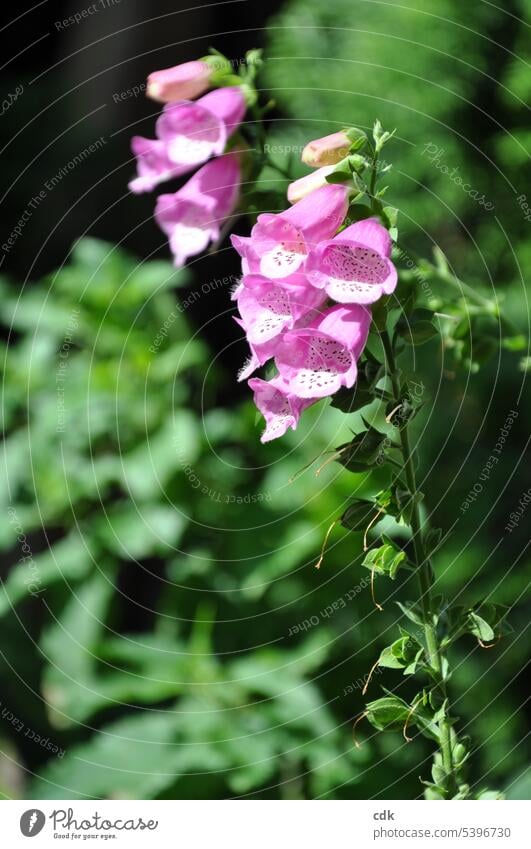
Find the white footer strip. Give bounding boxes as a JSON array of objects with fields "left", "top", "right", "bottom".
[{"left": 2, "top": 799, "right": 528, "bottom": 848}]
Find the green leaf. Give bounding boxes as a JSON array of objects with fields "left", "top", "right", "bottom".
[
  {"left": 344, "top": 203, "right": 373, "bottom": 225},
  {"left": 396, "top": 309, "right": 439, "bottom": 345},
  {"left": 41, "top": 568, "right": 116, "bottom": 727},
  {"left": 94, "top": 504, "right": 187, "bottom": 560},
  {"left": 382, "top": 205, "right": 398, "bottom": 230},
  {"left": 503, "top": 334, "right": 527, "bottom": 352},
  {"left": 0, "top": 532, "right": 93, "bottom": 617},
  {"left": 29, "top": 710, "right": 197, "bottom": 800},
  {"left": 325, "top": 169, "right": 351, "bottom": 184},
  {"left": 330, "top": 384, "right": 375, "bottom": 413},
  {"left": 396, "top": 600, "right": 425, "bottom": 626}
]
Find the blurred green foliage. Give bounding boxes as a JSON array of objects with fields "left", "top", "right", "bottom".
[
  {"left": 0, "top": 239, "right": 376, "bottom": 799},
  {"left": 0, "top": 0, "right": 529, "bottom": 800}
]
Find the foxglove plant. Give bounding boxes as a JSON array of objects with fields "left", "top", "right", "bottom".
[{"left": 130, "top": 49, "right": 520, "bottom": 800}]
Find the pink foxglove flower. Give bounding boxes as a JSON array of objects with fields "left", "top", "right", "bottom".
[
  {"left": 231, "top": 184, "right": 349, "bottom": 279},
  {"left": 129, "top": 87, "right": 246, "bottom": 194},
  {"left": 128, "top": 136, "right": 189, "bottom": 194},
  {"left": 274, "top": 304, "right": 371, "bottom": 399},
  {"left": 248, "top": 375, "right": 316, "bottom": 443},
  {"left": 287, "top": 165, "right": 336, "bottom": 203},
  {"left": 147, "top": 60, "right": 212, "bottom": 104},
  {"left": 306, "top": 217, "right": 397, "bottom": 305},
  {"left": 234, "top": 273, "right": 326, "bottom": 377},
  {"left": 154, "top": 153, "right": 240, "bottom": 266},
  {"left": 302, "top": 131, "right": 352, "bottom": 167}
]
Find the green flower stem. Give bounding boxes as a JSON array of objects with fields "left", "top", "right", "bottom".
[
  {"left": 369, "top": 148, "right": 379, "bottom": 198},
  {"left": 381, "top": 330, "right": 457, "bottom": 797}
]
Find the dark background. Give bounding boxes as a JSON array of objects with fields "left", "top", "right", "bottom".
[{"left": 1, "top": 0, "right": 284, "bottom": 367}]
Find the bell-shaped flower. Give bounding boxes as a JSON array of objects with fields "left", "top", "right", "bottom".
[
  {"left": 234, "top": 273, "right": 326, "bottom": 377},
  {"left": 147, "top": 60, "right": 212, "bottom": 103},
  {"left": 232, "top": 184, "right": 349, "bottom": 280},
  {"left": 274, "top": 304, "right": 371, "bottom": 398},
  {"left": 248, "top": 375, "right": 316, "bottom": 443},
  {"left": 129, "top": 87, "right": 246, "bottom": 194},
  {"left": 306, "top": 217, "right": 397, "bottom": 305},
  {"left": 154, "top": 153, "right": 240, "bottom": 267},
  {"left": 128, "top": 137, "right": 190, "bottom": 194}
]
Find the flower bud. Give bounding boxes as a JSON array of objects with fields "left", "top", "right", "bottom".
[
  {"left": 287, "top": 165, "right": 336, "bottom": 203},
  {"left": 301, "top": 131, "right": 353, "bottom": 167},
  {"left": 146, "top": 60, "right": 212, "bottom": 103}
]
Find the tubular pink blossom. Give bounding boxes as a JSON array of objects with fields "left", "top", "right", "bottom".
[
  {"left": 234, "top": 184, "right": 349, "bottom": 279},
  {"left": 147, "top": 60, "right": 212, "bottom": 103},
  {"left": 274, "top": 304, "right": 371, "bottom": 399},
  {"left": 248, "top": 375, "right": 317, "bottom": 443},
  {"left": 128, "top": 136, "right": 190, "bottom": 194},
  {"left": 306, "top": 217, "right": 397, "bottom": 305},
  {"left": 154, "top": 153, "right": 241, "bottom": 267},
  {"left": 234, "top": 273, "right": 326, "bottom": 376},
  {"left": 129, "top": 87, "right": 246, "bottom": 194}
]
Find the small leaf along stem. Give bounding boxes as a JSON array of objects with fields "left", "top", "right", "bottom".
[{"left": 381, "top": 329, "right": 458, "bottom": 797}]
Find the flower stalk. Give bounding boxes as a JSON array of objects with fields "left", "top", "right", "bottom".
[{"left": 381, "top": 329, "right": 458, "bottom": 797}]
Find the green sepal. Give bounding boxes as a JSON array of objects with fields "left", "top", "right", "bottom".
[
  {"left": 343, "top": 126, "right": 368, "bottom": 149},
  {"left": 335, "top": 427, "right": 386, "bottom": 472},
  {"left": 340, "top": 499, "right": 375, "bottom": 532},
  {"left": 377, "top": 635, "right": 422, "bottom": 670},
  {"left": 467, "top": 611, "right": 495, "bottom": 642},
  {"left": 362, "top": 541, "right": 407, "bottom": 580},
  {"left": 365, "top": 695, "right": 410, "bottom": 731},
  {"left": 344, "top": 203, "right": 373, "bottom": 226},
  {"left": 475, "top": 789, "right": 505, "bottom": 800},
  {"left": 392, "top": 484, "right": 423, "bottom": 526},
  {"left": 424, "top": 784, "right": 447, "bottom": 800}
]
